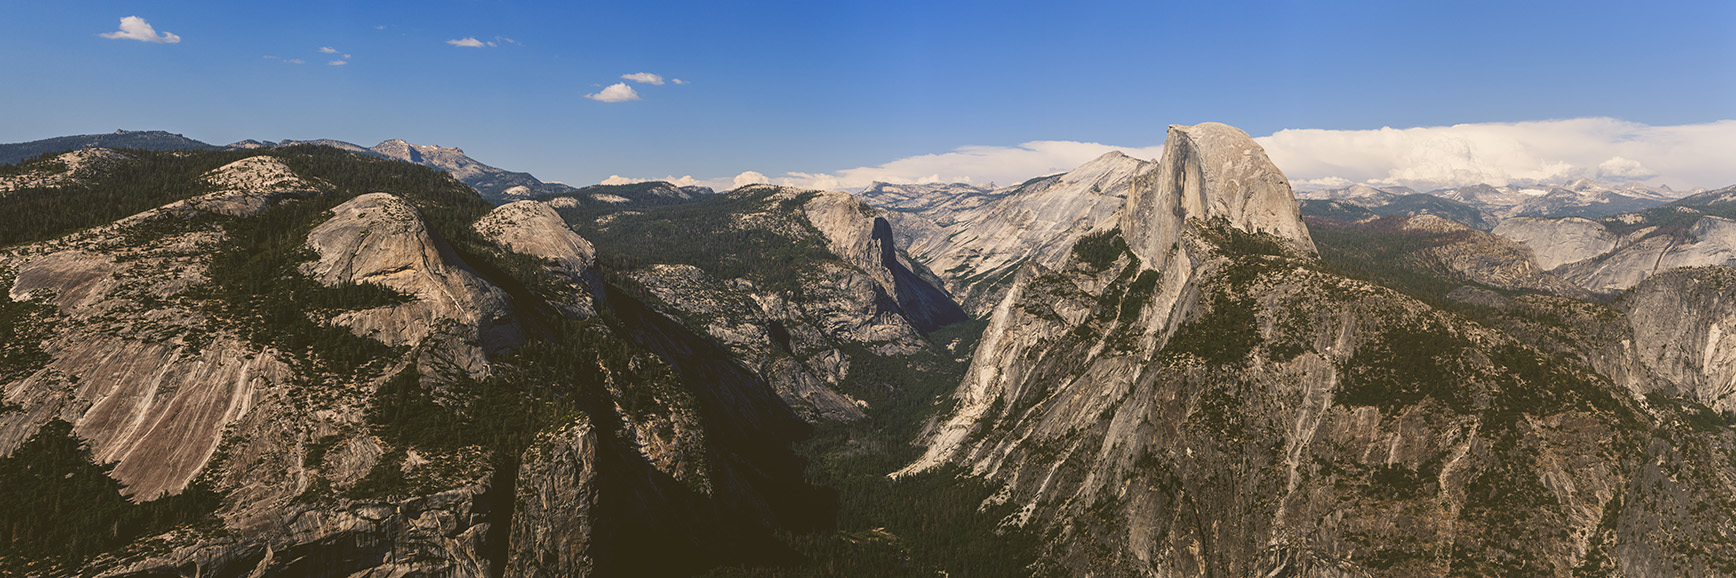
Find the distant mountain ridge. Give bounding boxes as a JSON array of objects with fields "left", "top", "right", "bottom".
[
  {"left": 1, "top": 131, "right": 593, "bottom": 205},
  {"left": 1300, "top": 178, "right": 1688, "bottom": 224},
  {"left": 233, "top": 137, "right": 585, "bottom": 204},
  {"left": 0, "top": 130, "right": 218, "bottom": 165},
  {"left": 1491, "top": 184, "right": 1736, "bottom": 293}
]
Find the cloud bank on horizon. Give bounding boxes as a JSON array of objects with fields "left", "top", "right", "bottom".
[
  {"left": 623, "top": 118, "right": 1731, "bottom": 194},
  {"left": 1260, "top": 118, "right": 1736, "bottom": 192}
]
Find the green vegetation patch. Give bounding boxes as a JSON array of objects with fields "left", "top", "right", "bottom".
[
  {"left": 1334, "top": 321, "right": 1475, "bottom": 413},
  {"left": 704, "top": 316, "right": 1050, "bottom": 577},
  {"left": 0, "top": 278, "right": 55, "bottom": 382},
  {"left": 1163, "top": 290, "right": 1261, "bottom": 366},
  {"left": 560, "top": 187, "right": 840, "bottom": 295},
  {"left": 200, "top": 196, "right": 409, "bottom": 380},
  {"left": 1071, "top": 228, "right": 1127, "bottom": 271},
  {"left": 0, "top": 149, "right": 257, "bottom": 247},
  {"left": 1198, "top": 217, "right": 1294, "bottom": 258},
  {"left": 1306, "top": 216, "right": 1470, "bottom": 306},
  {"left": 0, "top": 419, "right": 221, "bottom": 569}
]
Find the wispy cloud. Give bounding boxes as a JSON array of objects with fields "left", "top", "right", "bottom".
[
  {"left": 328, "top": 60, "right": 347, "bottom": 66},
  {"left": 672, "top": 78, "right": 689, "bottom": 85},
  {"left": 319, "top": 46, "right": 338, "bottom": 54},
  {"left": 621, "top": 72, "right": 664, "bottom": 85},
  {"left": 446, "top": 37, "right": 498, "bottom": 48},
  {"left": 585, "top": 83, "right": 640, "bottom": 103},
  {"left": 263, "top": 55, "right": 304, "bottom": 64},
  {"left": 99, "top": 16, "right": 180, "bottom": 44},
  {"left": 1256, "top": 118, "right": 1736, "bottom": 191}
]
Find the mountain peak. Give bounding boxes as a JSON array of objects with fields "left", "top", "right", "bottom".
[{"left": 1120, "top": 122, "right": 1314, "bottom": 268}]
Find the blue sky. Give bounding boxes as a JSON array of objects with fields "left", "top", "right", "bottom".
[{"left": 2, "top": 1, "right": 1733, "bottom": 191}]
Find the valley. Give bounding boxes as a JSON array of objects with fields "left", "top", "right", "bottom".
[{"left": 1, "top": 123, "right": 1735, "bottom": 577}]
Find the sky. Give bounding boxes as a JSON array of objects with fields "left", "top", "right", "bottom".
[{"left": 1, "top": 1, "right": 1733, "bottom": 192}]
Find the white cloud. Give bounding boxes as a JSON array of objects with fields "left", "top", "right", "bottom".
[
  {"left": 319, "top": 46, "right": 338, "bottom": 54},
  {"left": 328, "top": 60, "right": 347, "bottom": 66},
  {"left": 1596, "top": 156, "right": 1657, "bottom": 181},
  {"left": 587, "top": 171, "right": 762, "bottom": 192},
  {"left": 621, "top": 72, "right": 665, "bottom": 85},
  {"left": 672, "top": 78, "right": 688, "bottom": 85},
  {"left": 1256, "top": 118, "right": 1736, "bottom": 191},
  {"left": 772, "top": 140, "right": 1166, "bottom": 192},
  {"left": 99, "top": 16, "right": 180, "bottom": 44},
  {"left": 375, "top": 25, "right": 388, "bottom": 30},
  {"left": 446, "top": 37, "right": 491, "bottom": 48},
  {"left": 573, "top": 117, "right": 1736, "bottom": 201},
  {"left": 733, "top": 171, "right": 771, "bottom": 189},
  {"left": 585, "top": 83, "right": 640, "bottom": 103},
  {"left": 600, "top": 175, "right": 710, "bottom": 188}
]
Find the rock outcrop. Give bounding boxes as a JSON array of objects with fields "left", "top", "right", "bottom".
[
  {"left": 1493, "top": 216, "right": 1620, "bottom": 270},
  {"left": 369, "top": 139, "right": 578, "bottom": 204},
  {"left": 1399, "top": 215, "right": 1587, "bottom": 297},
  {"left": 508, "top": 417, "right": 598, "bottom": 578},
  {"left": 628, "top": 264, "right": 868, "bottom": 422},
  {"left": 0, "top": 148, "right": 128, "bottom": 193},
  {"left": 1121, "top": 122, "right": 1315, "bottom": 269},
  {"left": 304, "top": 192, "right": 519, "bottom": 376},
  {"left": 804, "top": 190, "right": 966, "bottom": 331},
  {"left": 474, "top": 200, "right": 600, "bottom": 319},
  {"left": 1497, "top": 211, "right": 1736, "bottom": 294},
  {"left": 1619, "top": 267, "right": 1736, "bottom": 413}
]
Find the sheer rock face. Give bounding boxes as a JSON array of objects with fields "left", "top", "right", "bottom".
[
  {"left": 1, "top": 159, "right": 505, "bottom": 577},
  {"left": 1496, "top": 212, "right": 1736, "bottom": 294},
  {"left": 1620, "top": 268, "right": 1736, "bottom": 413},
  {"left": 1121, "top": 123, "right": 1315, "bottom": 272},
  {"left": 304, "top": 192, "right": 520, "bottom": 376},
  {"left": 1560, "top": 215, "right": 1736, "bottom": 293},
  {"left": 1492, "top": 216, "right": 1619, "bottom": 271},
  {"left": 508, "top": 418, "right": 597, "bottom": 578},
  {"left": 474, "top": 200, "right": 600, "bottom": 319},
  {"left": 0, "top": 159, "right": 308, "bottom": 501},
  {"left": 896, "top": 122, "right": 1732, "bottom": 576},
  {"left": 874, "top": 151, "right": 1148, "bottom": 317},
  {"left": 803, "top": 190, "right": 967, "bottom": 332},
  {"left": 906, "top": 122, "right": 1321, "bottom": 478},
  {"left": 627, "top": 264, "right": 869, "bottom": 423}
]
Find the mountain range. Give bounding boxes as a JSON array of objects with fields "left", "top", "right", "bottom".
[
  {"left": 0, "top": 131, "right": 698, "bottom": 206},
  {"left": 1297, "top": 179, "right": 1690, "bottom": 227},
  {"left": 2, "top": 125, "right": 1736, "bottom": 577}
]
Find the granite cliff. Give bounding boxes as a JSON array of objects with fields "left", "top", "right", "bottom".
[{"left": 899, "top": 122, "right": 1736, "bottom": 577}]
